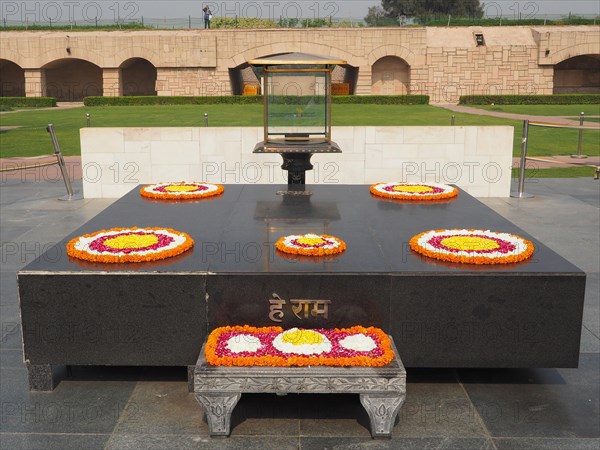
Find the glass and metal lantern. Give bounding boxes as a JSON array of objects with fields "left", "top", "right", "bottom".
[{"left": 250, "top": 53, "right": 345, "bottom": 185}]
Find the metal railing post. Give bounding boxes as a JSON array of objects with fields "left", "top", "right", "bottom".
[
  {"left": 46, "top": 124, "right": 82, "bottom": 201},
  {"left": 510, "top": 120, "right": 534, "bottom": 198},
  {"left": 571, "top": 112, "right": 587, "bottom": 159}
]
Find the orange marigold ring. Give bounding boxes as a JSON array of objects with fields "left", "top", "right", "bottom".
[
  {"left": 410, "top": 229, "right": 534, "bottom": 265},
  {"left": 275, "top": 233, "right": 346, "bottom": 256},
  {"left": 66, "top": 227, "right": 194, "bottom": 263},
  {"left": 370, "top": 182, "right": 458, "bottom": 201},
  {"left": 140, "top": 182, "right": 224, "bottom": 200},
  {"left": 205, "top": 325, "right": 394, "bottom": 368}
]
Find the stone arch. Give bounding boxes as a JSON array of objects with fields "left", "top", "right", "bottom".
[
  {"left": 548, "top": 43, "right": 600, "bottom": 66},
  {"left": 37, "top": 48, "right": 105, "bottom": 69},
  {"left": 113, "top": 47, "right": 161, "bottom": 68},
  {"left": 230, "top": 42, "right": 361, "bottom": 68},
  {"left": 119, "top": 58, "right": 157, "bottom": 96},
  {"left": 371, "top": 56, "right": 410, "bottom": 95},
  {"left": 42, "top": 58, "right": 102, "bottom": 101},
  {"left": 0, "top": 59, "right": 25, "bottom": 97},
  {"left": 228, "top": 44, "right": 361, "bottom": 96},
  {"left": 367, "top": 45, "right": 415, "bottom": 67},
  {"left": 553, "top": 54, "right": 600, "bottom": 94}
]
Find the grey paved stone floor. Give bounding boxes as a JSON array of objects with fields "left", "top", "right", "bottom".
[{"left": 1, "top": 178, "right": 598, "bottom": 450}]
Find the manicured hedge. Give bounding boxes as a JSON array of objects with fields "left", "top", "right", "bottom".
[
  {"left": 332, "top": 95, "right": 429, "bottom": 104},
  {"left": 84, "top": 95, "right": 429, "bottom": 106},
  {"left": 0, "top": 97, "right": 57, "bottom": 107},
  {"left": 260, "top": 95, "right": 428, "bottom": 105},
  {"left": 459, "top": 95, "right": 600, "bottom": 105},
  {"left": 83, "top": 96, "right": 264, "bottom": 106},
  {"left": 211, "top": 17, "right": 278, "bottom": 29}
]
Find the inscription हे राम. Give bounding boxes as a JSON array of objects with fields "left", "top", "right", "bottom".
[{"left": 269, "top": 293, "right": 331, "bottom": 323}]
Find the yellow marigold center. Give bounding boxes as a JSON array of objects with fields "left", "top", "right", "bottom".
[
  {"left": 281, "top": 329, "right": 324, "bottom": 345},
  {"left": 392, "top": 185, "right": 434, "bottom": 193},
  {"left": 441, "top": 236, "right": 499, "bottom": 251},
  {"left": 296, "top": 237, "right": 327, "bottom": 246},
  {"left": 103, "top": 234, "right": 159, "bottom": 249},
  {"left": 164, "top": 185, "right": 198, "bottom": 192}
]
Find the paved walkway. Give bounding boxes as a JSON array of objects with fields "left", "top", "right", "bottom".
[
  {"left": 521, "top": 155, "right": 600, "bottom": 170},
  {"left": 0, "top": 102, "right": 84, "bottom": 115},
  {"left": 0, "top": 177, "right": 598, "bottom": 449}
]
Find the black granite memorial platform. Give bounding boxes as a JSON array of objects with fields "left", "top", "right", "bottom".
[{"left": 18, "top": 185, "right": 586, "bottom": 389}]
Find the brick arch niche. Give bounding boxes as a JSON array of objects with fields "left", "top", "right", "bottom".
[
  {"left": 371, "top": 56, "right": 410, "bottom": 95},
  {"left": 42, "top": 58, "right": 102, "bottom": 101},
  {"left": 229, "top": 61, "right": 260, "bottom": 96},
  {"left": 553, "top": 54, "right": 600, "bottom": 94},
  {"left": 0, "top": 59, "right": 25, "bottom": 97},
  {"left": 120, "top": 58, "right": 157, "bottom": 96}
]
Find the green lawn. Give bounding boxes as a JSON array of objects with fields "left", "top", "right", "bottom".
[{"left": 1, "top": 104, "right": 598, "bottom": 159}]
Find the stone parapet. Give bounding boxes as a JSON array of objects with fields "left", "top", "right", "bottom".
[{"left": 79, "top": 125, "right": 514, "bottom": 198}]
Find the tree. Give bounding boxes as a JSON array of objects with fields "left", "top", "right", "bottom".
[
  {"left": 364, "top": 6, "right": 390, "bottom": 26},
  {"left": 370, "top": 0, "right": 484, "bottom": 23}
]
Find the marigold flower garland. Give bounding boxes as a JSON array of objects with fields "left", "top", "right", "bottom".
[
  {"left": 66, "top": 227, "right": 194, "bottom": 263},
  {"left": 205, "top": 325, "right": 395, "bottom": 367},
  {"left": 140, "top": 182, "right": 224, "bottom": 200},
  {"left": 410, "top": 229, "right": 534, "bottom": 265},
  {"left": 370, "top": 182, "right": 458, "bottom": 201},
  {"left": 275, "top": 233, "right": 346, "bottom": 256}
]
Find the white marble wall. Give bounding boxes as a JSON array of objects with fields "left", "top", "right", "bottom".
[{"left": 80, "top": 126, "right": 513, "bottom": 198}]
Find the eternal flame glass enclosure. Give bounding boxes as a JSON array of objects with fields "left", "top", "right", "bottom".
[{"left": 250, "top": 53, "right": 345, "bottom": 184}]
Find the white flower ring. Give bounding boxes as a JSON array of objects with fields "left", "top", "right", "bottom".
[
  {"left": 370, "top": 182, "right": 458, "bottom": 201},
  {"left": 410, "top": 229, "right": 534, "bottom": 264},
  {"left": 66, "top": 227, "right": 194, "bottom": 263},
  {"left": 140, "top": 182, "right": 224, "bottom": 200}
]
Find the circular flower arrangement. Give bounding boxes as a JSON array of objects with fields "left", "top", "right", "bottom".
[
  {"left": 66, "top": 227, "right": 194, "bottom": 263},
  {"left": 275, "top": 233, "right": 346, "bottom": 257},
  {"left": 205, "top": 325, "right": 394, "bottom": 367},
  {"left": 410, "top": 229, "right": 534, "bottom": 265},
  {"left": 370, "top": 182, "right": 458, "bottom": 201},
  {"left": 140, "top": 182, "right": 224, "bottom": 200}
]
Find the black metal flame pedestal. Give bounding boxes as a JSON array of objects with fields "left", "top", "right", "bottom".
[{"left": 253, "top": 139, "right": 341, "bottom": 185}]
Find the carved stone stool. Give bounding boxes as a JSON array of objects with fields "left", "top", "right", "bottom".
[{"left": 193, "top": 337, "right": 406, "bottom": 438}]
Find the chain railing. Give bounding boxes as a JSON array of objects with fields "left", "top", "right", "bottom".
[
  {"left": 511, "top": 119, "right": 600, "bottom": 198},
  {"left": 1, "top": 124, "right": 83, "bottom": 200}
]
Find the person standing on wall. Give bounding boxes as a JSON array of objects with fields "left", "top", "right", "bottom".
[{"left": 203, "top": 5, "right": 212, "bottom": 29}]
